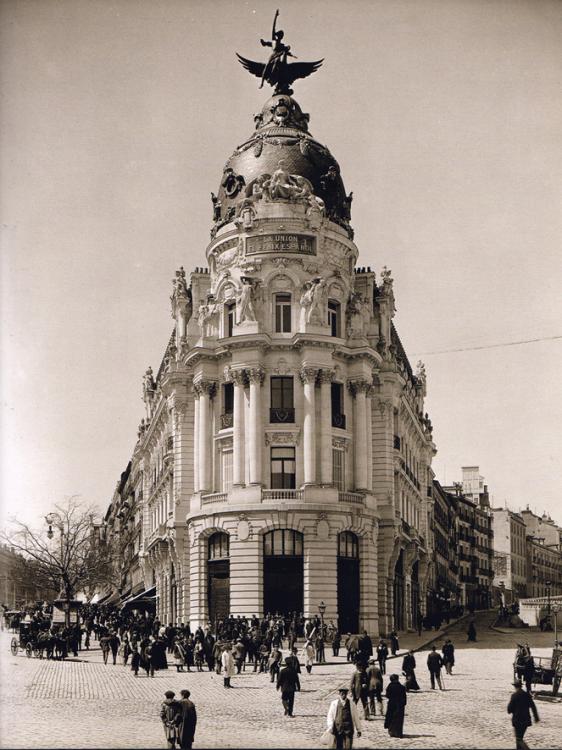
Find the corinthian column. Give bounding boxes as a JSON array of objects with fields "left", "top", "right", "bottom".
[
  {"left": 365, "top": 385, "right": 374, "bottom": 491},
  {"left": 247, "top": 367, "right": 265, "bottom": 485},
  {"left": 231, "top": 369, "right": 246, "bottom": 487},
  {"left": 349, "top": 379, "right": 369, "bottom": 490},
  {"left": 193, "top": 392, "right": 200, "bottom": 492},
  {"left": 318, "top": 369, "right": 334, "bottom": 485},
  {"left": 300, "top": 367, "right": 319, "bottom": 485},
  {"left": 196, "top": 380, "right": 216, "bottom": 492}
]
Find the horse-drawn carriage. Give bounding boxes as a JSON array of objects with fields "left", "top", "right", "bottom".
[
  {"left": 514, "top": 643, "right": 562, "bottom": 695},
  {"left": 10, "top": 622, "right": 43, "bottom": 658},
  {"left": 10, "top": 621, "right": 66, "bottom": 660}
]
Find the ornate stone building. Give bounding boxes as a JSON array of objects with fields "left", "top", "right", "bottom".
[{"left": 106, "top": 30, "right": 437, "bottom": 634}]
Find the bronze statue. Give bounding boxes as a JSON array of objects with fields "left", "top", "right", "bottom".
[{"left": 237, "top": 10, "right": 323, "bottom": 95}]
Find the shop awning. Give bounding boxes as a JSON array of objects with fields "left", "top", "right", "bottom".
[{"left": 120, "top": 586, "right": 156, "bottom": 610}]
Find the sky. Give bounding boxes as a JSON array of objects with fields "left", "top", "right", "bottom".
[{"left": 1, "top": 0, "right": 561, "bottom": 528}]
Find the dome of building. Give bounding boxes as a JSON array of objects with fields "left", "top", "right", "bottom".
[{"left": 212, "top": 94, "right": 353, "bottom": 237}]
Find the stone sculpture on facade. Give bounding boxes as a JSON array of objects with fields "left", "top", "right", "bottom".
[
  {"left": 197, "top": 295, "right": 218, "bottom": 337},
  {"left": 300, "top": 276, "right": 327, "bottom": 324},
  {"left": 237, "top": 276, "right": 258, "bottom": 323}
]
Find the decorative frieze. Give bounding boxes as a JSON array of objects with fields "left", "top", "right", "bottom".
[{"left": 264, "top": 430, "right": 301, "bottom": 446}]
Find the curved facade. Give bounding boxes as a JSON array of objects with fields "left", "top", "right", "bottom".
[{"left": 127, "top": 74, "right": 436, "bottom": 635}]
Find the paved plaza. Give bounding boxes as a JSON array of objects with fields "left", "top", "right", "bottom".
[{"left": 1, "top": 616, "right": 561, "bottom": 749}]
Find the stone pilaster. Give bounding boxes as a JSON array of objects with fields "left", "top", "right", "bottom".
[
  {"left": 247, "top": 368, "right": 265, "bottom": 485},
  {"left": 318, "top": 369, "right": 334, "bottom": 485},
  {"left": 300, "top": 367, "right": 319, "bottom": 485},
  {"left": 195, "top": 380, "right": 216, "bottom": 493},
  {"left": 229, "top": 523, "right": 263, "bottom": 617},
  {"left": 231, "top": 369, "right": 247, "bottom": 487},
  {"left": 349, "top": 379, "right": 370, "bottom": 490}
]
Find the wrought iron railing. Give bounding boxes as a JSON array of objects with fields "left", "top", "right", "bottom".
[
  {"left": 269, "top": 407, "right": 295, "bottom": 423},
  {"left": 262, "top": 489, "right": 303, "bottom": 501},
  {"left": 220, "top": 413, "right": 233, "bottom": 429},
  {"left": 332, "top": 413, "right": 346, "bottom": 429}
]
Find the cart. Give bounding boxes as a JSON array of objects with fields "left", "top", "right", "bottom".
[
  {"left": 10, "top": 622, "right": 42, "bottom": 658},
  {"left": 514, "top": 645, "right": 562, "bottom": 695}
]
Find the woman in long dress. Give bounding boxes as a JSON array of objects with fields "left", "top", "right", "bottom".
[
  {"left": 384, "top": 674, "right": 407, "bottom": 738},
  {"left": 402, "top": 650, "right": 420, "bottom": 691}
]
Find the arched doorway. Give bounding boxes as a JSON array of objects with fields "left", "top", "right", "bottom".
[
  {"left": 393, "top": 549, "right": 405, "bottom": 631},
  {"left": 337, "top": 531, "right": 360, "bottom": 633},
  {"left": 263, "top": 529, "right": 303, "bottom": 616},
  {"left": 208, "top": 532, "right": 230, "bottom": 627}
]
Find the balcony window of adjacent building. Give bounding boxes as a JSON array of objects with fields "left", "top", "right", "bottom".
[
  {"left": 225, "top": 302, "right": 236, "bottom": 337},
  {"left": 274, "top": 293, "right": 292, "bottom": 333},
  {"left": 328, "top": 300, "right": 341, "bottom": 337},
  {"left": 270, "top": 376, "right": 295, "bottom": 423},
  {"left": 333, "top": 448, "right": 345, "bottom": 491},
  {"left": 221, "top": 382, "right": 234, "bottom": 429},
  {"left": 331, "top": 382, "right": 346, "bottom": 428},
  {"left": 270, "top": 447, "right": 296, "bottom": 489},
  {"left": 221, "top": 449, "right": 233, "bottom": 493}
]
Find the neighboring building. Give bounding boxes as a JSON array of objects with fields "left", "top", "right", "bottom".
[
  {"left": 427, "top": 479, "right": 460, "bottom": 620},
  {"left": 491, "top": 508, "right": 527, "bottom": 603},
  {"left": 525, "top": 535, "right": 562, "bottom": 598},
  {"left": 521, "top": 508, "right": 561, "bottom": 552},
  {"left": 0, "top": 544, "right": 55, "bottom": 609},
  {"left": 444, "top": 474, "right": 494, "bottom": 610},
  {"left": 100, "top": 33, "right": 437, "bottom": 634}
]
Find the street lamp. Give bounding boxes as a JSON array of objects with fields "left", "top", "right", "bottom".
[
  {"left": 551, "top": 603, "right": 560, "bottom": 643},
  {"left": 45, "top": 512, "right": 69, "bottom": 627},
  {"left": 546, "top": 580, "right": 552, "bottom": 630},
  {"left": 318, "top": 600, "right": 326, "bottom": 663}
]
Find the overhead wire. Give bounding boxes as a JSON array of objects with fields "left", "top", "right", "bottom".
[{"left": 413, "top": 334, "right": 562, "bottom": 357}]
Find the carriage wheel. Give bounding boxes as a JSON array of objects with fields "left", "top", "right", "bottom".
[
  {"left": 10, "top": 638, "right": 18, "bottom": 656},
  {"left": 32, "top": 646, "right": 41, "bottom": 659},
  {"left": 553, "top": 675, "right": 560, "bottom": 696},
  {"left": 25, "top": 643, "right": 33, "bottom": 658}
]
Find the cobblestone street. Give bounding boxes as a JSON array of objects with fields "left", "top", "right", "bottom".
[{"left": 1, "top": 616, "right": 561, "bottom": 749}]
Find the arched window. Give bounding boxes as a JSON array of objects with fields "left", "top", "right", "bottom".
[
  {"left": 208, "top": 532, "right": 230, "bottom": 560},
  {"left": 263, "top": 529, "right": 303, "bottom": 557},
  {"left": 338, "top": 531, "right": 359, "bottom": 559}
]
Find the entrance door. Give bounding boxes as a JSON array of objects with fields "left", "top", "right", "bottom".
[
  {"left": 411, "top": 561, "right": 419, "bottom": 630},
  {"left": 338, "top": 532, "right": 360, "bottom": 633},
  {"left": 263, "top": 529, "right": 303, "bottom": 616},
  {"left": 208, "top": 532, "right": 230, "bottom": 626},
  {"left": 393, "top": 549, "right": 405, "bottom": 630}
]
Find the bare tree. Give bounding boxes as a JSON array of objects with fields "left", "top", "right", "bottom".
[{"left": 1, "top": 497, "right": 118, "bottom": 606}]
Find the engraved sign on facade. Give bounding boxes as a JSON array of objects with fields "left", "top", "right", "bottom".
[{"left": 246, "top": 234, "right": 316, "bottom": 256}]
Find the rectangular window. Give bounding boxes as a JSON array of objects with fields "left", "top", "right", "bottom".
[
  {"left": 333, "top": 448, "right": 345, "bottom": 491},
  {"left": 223, "top": 382, "right": 234, "bottom": 413},
  {"left": 221, "top": 449, "right": 233, "bottom": 492},
  {"left": 274, "top": 293, "right": 292, "bottom": 333},
  {"left": 328, "top": 300, "right": 341, "bottom": 337},
  {"left": 270, "top": 376, "right": 295, "bottom": 422},
  {"left": 271, "top": 447, "right": 296, "bottom": 489},
  {"left": 331, "top": 382, "right": 346, "bottom": 428},
  {"left": 226, "top": 302, "right": 235, "bottom": 337}
]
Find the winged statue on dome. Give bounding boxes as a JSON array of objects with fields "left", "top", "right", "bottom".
[{"left": 237, "top": 10, "right": 323, "bottom": 95}]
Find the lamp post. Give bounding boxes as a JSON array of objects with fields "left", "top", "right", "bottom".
[
  {"left": 318, "top": 600, "right": 326, "bottom": 663},
  {"left": 546, "top": 580, "right": 552, "bottom": 630},
  {"left": 45, "top": 512, "right": 69, "bottom": 627},
  {"left": 551, "top": 603, "right": 560, "bottom": 643}
]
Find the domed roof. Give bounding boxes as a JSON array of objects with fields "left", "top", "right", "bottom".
[{"left": 211, "top": 95, "right": 353, "bottom": 238}]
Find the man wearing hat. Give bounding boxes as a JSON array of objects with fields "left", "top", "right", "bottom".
[
  {"left": 160, "top": 690, "right": 181, "bottom": 749},
  {"left": 276, "top": 656, "right": 301, "bottom": 717},
  {"left": 326, "top": 687, "right": 362, "bottom": 749},
  {"left": 177, "top": 689, "right": 197, "bottom": 750},
  {"left": 507, "top": 679, "right": 539, "bottom": 750},
  {"left": 366, "top": 658, "right": 384, "bottom": 717}
]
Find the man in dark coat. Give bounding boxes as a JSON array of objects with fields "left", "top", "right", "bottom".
[
  {"left": 366, "top": 659, "right": 384, "bottom": 717},
  {"left": 384, "top": 674, "right": 407, "bottom": 738},
  {"left": 177, "top": 689, "right": 197, "bottom": 750},
  {"left": 507, "top": 679, "right": 539, "bottom": 750},
  {"left": 442, "top": 639, "right": 455, "bottom": 674},
  {"left": 427, "top": 645, "right": 444, "bottom": 690},
  {"left": 150, "top": 637, "right": 169, "bottom": 671},
  {"left": 376, "top": 640, "right": 388, "bottom": 675},
  {"left": 358, "top": 630, "right": 373, "bottom": 663},
  {"left": 160, "top": 690, "right": 181, "bottom": 749},
  {"left": 285, "top": 646, "right": 301, "bottom": 674},
  {"left": 349, "top": 661, "right": 369, "bottom": 719},
  {"left": 276, "top": 657, "right": 301, "bottom": 717},
  {"left": 108, "top": 631, "right": 120, "bottom": 665}
]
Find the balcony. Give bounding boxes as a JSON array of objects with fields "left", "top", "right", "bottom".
[
  {"left": 262, "top": 489, "right": 303, "bottom": 502},
  {"left": 338, "top": 491, "right": 365, "bottom": 505},
  {"left": 220, "top": 413, "right": 233, "bottom": 429},
  {"left": 332, "top": 413, "right": 347, "bottom": 429},
  {"left": 270, "top": 407, "right": 295, "bottom": 423},
  {"left": 201, "top": 492, "right": 228, "bottom": 505}
]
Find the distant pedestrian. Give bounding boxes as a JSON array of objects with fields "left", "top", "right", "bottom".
[
  {"left": 389, "top": 631, "right": 399, "bottom": 656},
  {"left": 277, "top": 657, "right": 301, "bottom": 717},
  {"left": 285, "top": 646, "right": 301, "bottom": 674},
  {"left": 160, "top": 690, "right": 181, "bottom": 749},
  {"left": 302, "top": 640, "right": 315, "bottom": 674},
  {"left": 427, "top": 645, "right": 444, "bottom": 690},
  {"left": 332, "top": 630, "right": 341, "bottom": 657},
  {"left": 384, "top": 674, "right": 407, "bottom": 738},
  {"left": 108, "top": 632, "right": 120, "bottom": 665},
  {"left": 358, "top": 630, "right": 373, "bottom": 663},
  {"left": 507, "top": 679, "right": 539, "bottom": 750},
  {"left": 442, "top": 639, "right": 455, "bottom": 675},
  {"left": 467, "top": 621, "right": 477, "bottom": 642},
  {"left": 326, "top": 687, "right": 362, "bottom": 749},
  {"left": 100, "top": 634, "right": 110, "bottom": 665},
  {"left": 221, "top": 643, "right": 235, "bottom": 688},
  {"left": 177, "top": 690, "right": 197, "bottom": 750},
  {"left": 131, "top": 645, "right": 141, "bottom": 677},
  {"left": 349, "top": 661, "right": 369, "bottom": 720},
  {"left": 416, "top": 610, "right": 423, "bottom": 637},
  {"left": 402, "top": 650, "right": 420, "bottom": 691},
  {"left": 376, "top": 640, "right": 388, "bottom": 675},
  {"left": 366, "top": 658, "right": 384, "bottom": 717}
]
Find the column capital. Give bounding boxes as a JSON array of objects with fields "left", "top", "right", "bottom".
[
  {"left": 230, "top": 368, "right": 248, "bottom": 387},
  {"left": 347, "top": 378, "right": 371, "bottom": 397},
  {"left": 317, "top": 368, "right": 335, "bottom": 385},
  {"left": 299, "top": 366, "right": 320, "bottom": 386},
  {"left": 194, "top": 379, "right": 217, "bottom": 398},
  {"left": 247, "top": 366, "right": 266, "bottom": 385}
]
